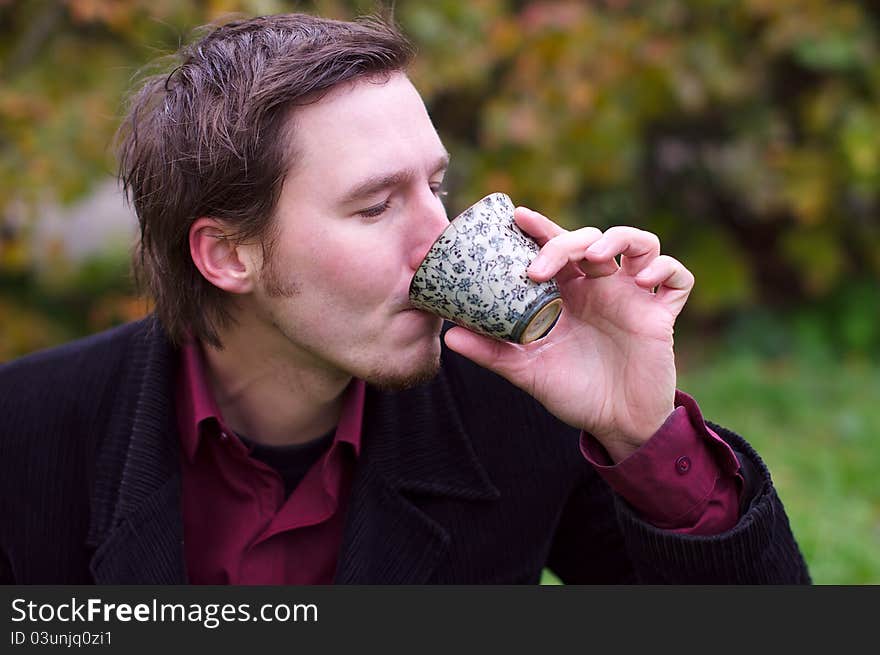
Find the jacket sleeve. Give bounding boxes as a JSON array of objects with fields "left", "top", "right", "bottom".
[
  {"left": 0, "top": 547, "right": 13, "bottom": 584},
  {"left": 548, "top": 422, "right": 812, "bottom": 584},
  {"left": 546, "top": 466, "right": 639, "bottom": 584}
]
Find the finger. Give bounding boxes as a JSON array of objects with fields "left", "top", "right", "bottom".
[
  {"left": 443, "top": 325, "right": 529, "bottom": 383},
  {"left": 584, "top": 226, "right": 660, "bottom": 277},
  {"left": 528, "top": 226, "right": 617, "bottom": 282},
  {"left": 513, "top": 206, "right": 565, "bottom": 247},
  {"left": 634, "top": 255, "right": 695, "bottom": 316}
]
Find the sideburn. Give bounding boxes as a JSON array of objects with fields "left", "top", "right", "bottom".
[
  {"left": 254, "top": 219, "right": 301, "bottom": 298},
  {"left": 261, "top": 253, "right": 301, "bottom": 298}
]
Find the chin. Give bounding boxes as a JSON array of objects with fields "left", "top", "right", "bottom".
[{"left": 363, "top": 339, "right": 442, "bottom": 392}]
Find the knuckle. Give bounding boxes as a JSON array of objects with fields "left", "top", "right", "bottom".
[
  {"left": 541, "top": 234, "right": 564, "bottom": 253},
  {"left": 550, "top": 230, "right": 579, "bottom": 250},
  {"left": 538, "top": 238, "right": 565, "bottom": 262},
  {"left": 641, "top": 230, "right": 660, "bottom": 250},
  {"left": 577, "top": 226, "right": 603, "bottom": 239}
]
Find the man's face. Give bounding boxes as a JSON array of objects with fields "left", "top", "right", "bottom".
[{"left": 243, "top": 72, "right": 451, "bottom": 389}]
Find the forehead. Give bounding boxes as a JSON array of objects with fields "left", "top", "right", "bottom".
[{"left": 284, "top": 73, "right": 445, "bottom": 190}]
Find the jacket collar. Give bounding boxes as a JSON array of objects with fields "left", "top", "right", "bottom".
[
  {"left": 87, "top": 316, "right": 498, "bottom": 584},
  {"left": 335, "top": 364, "right": 500, "bottom": 584}
]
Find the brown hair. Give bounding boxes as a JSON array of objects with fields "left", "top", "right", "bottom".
[{"left": 116, "top": 12, "right": 414, "bottom": 348}]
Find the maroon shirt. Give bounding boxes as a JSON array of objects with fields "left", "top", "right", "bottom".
[
  {"left": 177, "top": 340, "right": 742, "bottom": 584},
  {"left": 177, "top": 341, "right": 364, "bottom": 584},
  {"left": 580, "top": 391, "right": 743, "bottom": 534}
]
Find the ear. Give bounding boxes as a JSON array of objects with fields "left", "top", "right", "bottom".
[{"left": 189, "top": 217, "right": 257, "bottom": 294}]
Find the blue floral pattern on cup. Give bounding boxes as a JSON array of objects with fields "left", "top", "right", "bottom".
[{"left": 409, "top": 192, "right": 562, "bottom": 343}]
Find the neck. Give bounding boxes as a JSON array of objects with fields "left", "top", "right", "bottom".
[{"left": 201, "top": 313, "right": 352, "bottom": 447}]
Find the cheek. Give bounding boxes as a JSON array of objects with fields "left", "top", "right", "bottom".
[{"left": 301, "top": 233, "right": 402, "bottom": 306}]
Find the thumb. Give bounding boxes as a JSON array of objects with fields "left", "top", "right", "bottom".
[{"left": 443, "top": 326, "right": 525, "bottom": 381}]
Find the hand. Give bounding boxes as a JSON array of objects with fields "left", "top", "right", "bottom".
[{"left": 443, "top": 207, "right": 695, "bottom": 463}]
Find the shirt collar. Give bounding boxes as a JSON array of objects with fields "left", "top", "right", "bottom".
[
  {"left": 176, "top": 339, "right": 223, "bottom": 462},
  {"left": 176, "top": 339, "right": 365, "bottom": 463}
]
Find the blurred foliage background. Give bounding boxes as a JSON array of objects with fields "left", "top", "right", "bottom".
[{"left": 1, "top": 0, "right": 878, "bottom": 583}]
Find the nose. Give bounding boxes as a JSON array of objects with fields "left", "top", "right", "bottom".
[{"left": 407, "top": 192, "right": 450, "bottom": 272}]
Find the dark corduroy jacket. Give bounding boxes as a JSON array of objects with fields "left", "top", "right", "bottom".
[{"left": 0, "top": 316, "right": 810, "bottom": 584}]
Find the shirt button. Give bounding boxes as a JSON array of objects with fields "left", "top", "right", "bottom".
[{"left": 675, "top": 455, "right": 691, "bottom": 474}]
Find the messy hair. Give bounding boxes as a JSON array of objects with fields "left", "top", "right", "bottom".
[{"left": 116, "top": 12, "right": 414, "bottom": 347}]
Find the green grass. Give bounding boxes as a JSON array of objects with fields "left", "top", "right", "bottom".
[
  {"left": 541, "top": 350, "right": 880, "bottom": 585},
  {"left": 678, "top": 351, "right": 880, "bottom": 585}
]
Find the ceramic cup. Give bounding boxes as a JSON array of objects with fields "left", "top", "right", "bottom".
[{"left": 409, "top": 192, "right": 563, "bottom": 344}]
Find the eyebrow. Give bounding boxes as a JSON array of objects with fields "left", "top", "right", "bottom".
[{"left": 339, "top": 152, "right": 450, "bottom": 206}]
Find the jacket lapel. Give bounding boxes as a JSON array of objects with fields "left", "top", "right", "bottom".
[
  {"left": 85, "top": 317, "right": 498, "bottom": 585},
  {"left": 335, "top": 362, "right": 499, "bottom": 584},
  {"left": 87, "top": 317, "right": 187, "bottom": 584}
]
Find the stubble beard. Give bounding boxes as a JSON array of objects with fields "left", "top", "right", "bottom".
[
  {"left": 261, "top": 255, "right": 442, "bottom": 392},
  {"left": 364, "top": 349, "right": 442, "bottom": 392},
  {"left": 261, "top": 251, "right": 301, "bottom": 299},
  {"left": 364, "top": 314, "right": 445, "bottom": 391}
]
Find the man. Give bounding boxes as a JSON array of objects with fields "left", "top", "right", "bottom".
[{"left": 0, "top": 13, "right": 809, "bottom": 584}]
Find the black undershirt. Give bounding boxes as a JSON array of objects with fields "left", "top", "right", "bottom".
[{"left": 238, "top": 429, "right": 336, "bottom": 499}]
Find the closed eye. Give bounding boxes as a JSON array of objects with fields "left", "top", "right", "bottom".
[{"left": 358, "top": 199, "right": 391, "bottom": 219}]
